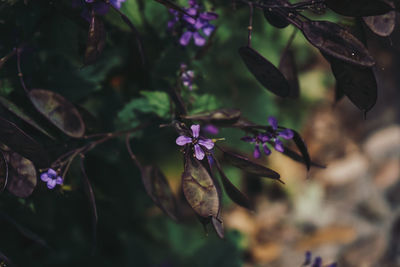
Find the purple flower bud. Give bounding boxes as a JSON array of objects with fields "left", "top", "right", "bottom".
[
  {"left": 253, "top": 145, "right": 261, "bottom": 159},
  {"left": 268, "top": 116, "right": 278, "bottom": 130},
  {"left": 203, "top": 124, "right": 219, "bottom": 135},
  {"left": 304, "top": 251, "right": 312, "bottom": 265},
  {"left": 311, "top": 257, "right": 322, "bottom": 267}
]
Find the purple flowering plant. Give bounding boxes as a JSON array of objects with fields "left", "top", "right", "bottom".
[
  {"left": 167, "top": 0, "right": 218, "bottom": 46},
  {"left": 241, "top": 116, "right": 294, "bottom": 159},
  {"left": 302, "top": 251, "right": 337, "bottom": 267}
]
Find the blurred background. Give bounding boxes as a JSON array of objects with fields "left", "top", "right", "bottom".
[{"left": 0, "top": 0, "right": 399, "bottom": 266}]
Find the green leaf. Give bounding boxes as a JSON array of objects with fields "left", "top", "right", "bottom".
[{"left": 140, "top": 91, "right": 171, "bottom": 118}]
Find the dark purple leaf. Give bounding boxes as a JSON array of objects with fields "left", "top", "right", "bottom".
[
  {"left": 214, "top": 156, "right": 252, "bottom": 210},
  {"left": 29, "top": 89, "right": 85, "bottom": 138},
  {"left": 239, "top": 46, "right": 291, "bottom": 97},
  {"left": 263, "top": 3, "right": 290, "bottom": 29},
  {"left": 141, "top": 166, "right": 179, "bottom": 221},
  {"left": 326, "top": 55, "right": 377, "bottom": 112},
  {"left": 5, "top": 151, "right": 37, "bottom": 198},
  {"left": 279, "top": 49, "right": 300, "bottom": 98},
  {"left": 84, "top": 12, "right": 106, "bottom": 65},
  {"left": 281, "top": 146, "right": 326, "bottom": 169},
  {"left": 182, "top": 154, "right": 220, "bottom": 218},
  {"left": 181, "top": 108, "right": 241, "bottom": 125},
  {"left": 363, "top": 11, "right": 396, "bottom": 37},
  {"left": 223, "top": 150, "right": 281, "bottom": 180},
  {"left": 0, "top": 117, "right": 48, "bottom": 167},
  {"left": 80, "top": 157, "right": 98, "bottom": 255},
  {"left": 0, "top": 96, "right": 55, "bottom": 139},
  {"left": 301, "top": 20, "right": 375, "bottom": 67},
  {"left": 326, "top": 0, "right": 393, "bottom": 17},
  {"left": 0, "top": 149, "right": 8, "bottom": 193},
  {"left": 290, "top": 129, "right": 311, "bottom": 171},
  {"left": 211, "top": 216, "right": 224, "bottom": 239}
]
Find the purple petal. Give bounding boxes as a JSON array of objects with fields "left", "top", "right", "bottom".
[
  {"left": 253, "top": 145, "right": 261, "bottom": 159},
  {"left": 186, "top": 7, "right": 197, "bottom": 16},
  {"left": 263, "top": 144, "right": 271, "bottom": 156},
  {"left": 268, "top": 116, "right": 278, "bottom": 130},
  {"left": 188, "top": 0, "right": 197, "bottom": 7},
  {"left": 47, "top": 168, "right": 57, "bottom": 178},
  {"left": 199, "top": 12, "right": 218, "bottom": 21},
  {"left": 274, "top": 139, "right": 284, "bottom": 152},
  {"left": 110, "top": 0, "right": 126, "bottom": 9},
  {"left": 47, "top": 179, "right": 57, "bottom": 190},
  {"left": 179, "top": 31, "right": 193, "bottom": 46},
  {"left": 202, "top": 24, "right": 215, "bottom": 36},
  {"left": 193, "top": 32, "right": 206, "bottom": 46},
  {"left": 260, "top": 134, "right": 270, "bottom": 143},
  {"left": 278, "top": 129, "right": 294, "bottom": 139},
  {"left": 241, "top": 136, "right": 255, "bottom": 143},
  {"left": 56, "top": 177, "right": 63, "bottom": 185},
  {"left": 194, "top": 19, "right": 207, "bottom": 30},
  {"left": 176, "top": 135, "right": 192, "bottom": 146},
  {"left": 198, "top": 138, "right": 214, "bottom": 150},
  {"left": 203, "top": 124, "right": 219, "bottom": 135},
  {"left": 167, "top": 20, "right": 176, "bottom": 30},
  {"left": 194, "top": 144, "right": 205, "bottom": 160},
  {"left": 191, "top": 124, "right": 200, "bottom": 138},
  {"left": 40, "top": 173, "right": 50, "bottom": 182},
  {"left": 183, "top": 15, "right": 196, "bottom": 25}
]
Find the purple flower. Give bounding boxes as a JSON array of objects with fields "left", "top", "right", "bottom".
[
  {"left": 241, "top": 116, "right": 294, "bottom": 158},
  {"left": 241, "top": 134, "right": 271, "bottom": 159},
  {"left": 180, "top": 63, "right": 195, "bottom": 90},
  {"left": 40, "top": 168, "right": 63, "bottom": 190},
  {"left": 176, "top": 124, "right": 214, "bottom": 160},
  {"left": 266, "top": 116, "right": 294, "bottom": 152},
  {"left": 167, "top": 0, "right": 218, "bottom": 47}
]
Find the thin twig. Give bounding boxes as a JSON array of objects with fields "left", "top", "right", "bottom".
[{"left": 16, "top": 46, "right": 29, "bottom": 94}]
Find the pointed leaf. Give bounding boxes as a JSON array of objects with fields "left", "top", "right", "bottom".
[
  {"left": 29, "top": 89, "right": 85, "bottom": 138},
  {"left": 239, "top": 46, "right": 291, "bottom": 97},
  {"left": 211, "top": 216, "right": 224, "bottom": 239},
  {"left": 363, "top": 11, "right": 396, "bottom": 37},
  {"left": 326, "top": 0, "right": 393, "bottom": 17},
  {"left": 0, "top": 96, "right": 55, "bottom": 139},
  {"left": 326, "top": 55, "right": 377, "bottom": 112},
  {"left": 5, "top": 151, "right": 37, "bottom": 198},
  {"left": 141, "top": 165, "right": 179, "bottom": 221},
  {"left": 282, "top": 146, "right": 325, "bottom": 168},
  {"left": 84, "top": 13, "right": 106, "bottom": 65},
  {"left": 0, "top": 149, "right": 8, "bottom": 193},
  {"left": 301, "top": 20, "right": 375, "bottom": 67},
  {"left": 290, "top": 129, "right": 311, "bottom": 171},
  {"left": 223, "top": 150, "right": 281, "bottom": 180},
  {"left": 0, "top": 117, "right": 48, "bottom": 166},
  {"left": 182, "top": 108, "right": 241, "bottom": 125},
  {"left": 214, "top": 157, "right": 252, "bottom": 210},
  {"left": 279, "top": 49, "right": 300, "bottom": 98},
  {"left": 182, "top": 154, "right": 219, "bottom": 218},
  {"left": 263, "top": 2, "right": 290, "bottom": 29}
]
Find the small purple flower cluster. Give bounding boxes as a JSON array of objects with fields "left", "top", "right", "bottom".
[
  {"left": 176, "top": 124, "right": 214, "bottom": 160},
  {"left": 241, "top": 116, "right": 294, "bottom": 158},
  {"left": 302, "top": 251, "right": 337, "bottom": 267},
  {"left": 40, "top": 169, "right": 63, "bottom": 190},
  {"left": 180, "top": 63, "right": 195, "bottom": 90},
  {"left": 168, "top": 0, "right": 218, "bottom": 46}
]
